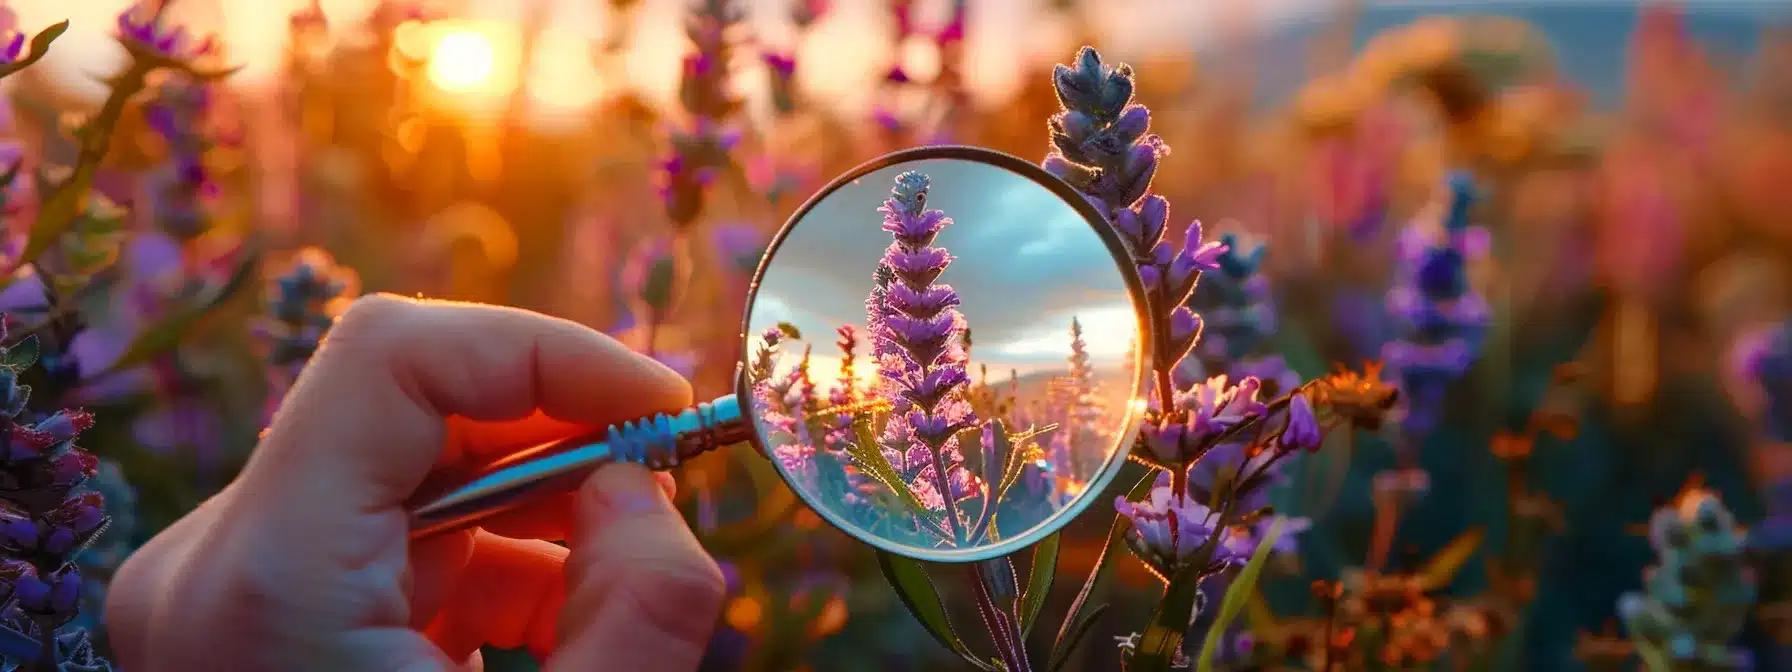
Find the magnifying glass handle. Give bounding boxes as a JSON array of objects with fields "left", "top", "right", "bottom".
[{"left": 407, "top": 395, "right": 750, "bottom": 540}]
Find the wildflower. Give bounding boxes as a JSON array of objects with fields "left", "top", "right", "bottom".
[
  {"left": 1115, "top": 471, "right": 1252, "bottom": 580},
  {"left": 1619, "top": 486, "right": 1755, "bottom": 667},
  {"left": 143, "top": 78, "right": 233, "bottom": 241},
  {"left": 864, "top": 171, "right": 987, "bottom": 541},
  {"left": 258, "top": 248, "right": 355, "bottom": 369},
  {"left": 764, "top": 52, "right": 798, "bottom": 115},
  {"left": 1383, "top": 173, "right": 1491, "bottom": 433},
  {"left": 0, "top": 322, "right": 111, "bottom": 667},
  {"left": 663, "top": 0, "right": 744, "bottom": 229},
  {"left": 117, "top": 1, "right": 217, "bottom": 63},
  {"left": 1278, "top": 394, "right": 1322, "bottom": 452},
  {"left": 0, "top": 5, "right": 23, "bottom": 65},
  {"left": 1313, "top": 362, "right": 1401, "bottom": 432}
]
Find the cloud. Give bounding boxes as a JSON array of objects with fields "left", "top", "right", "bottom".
[{"left": 752, "top": 158, "right": 1138, "bottom": 376}]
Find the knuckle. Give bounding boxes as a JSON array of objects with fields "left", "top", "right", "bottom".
[{"left": 332, "top": 293, "right": 419, "bottom": 340}]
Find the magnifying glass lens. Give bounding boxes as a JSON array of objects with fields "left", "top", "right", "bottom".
[{"left": 742, "top": 151, "right": 1149, "bottom": 562}]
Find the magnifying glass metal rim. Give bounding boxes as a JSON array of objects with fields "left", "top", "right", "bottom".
[{"left": 734, "top": 144, "right": 1154, "bottom": 563}]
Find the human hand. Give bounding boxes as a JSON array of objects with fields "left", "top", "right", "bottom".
[{"left": 107, "top": 295, "right": 725, "bottom": 671}]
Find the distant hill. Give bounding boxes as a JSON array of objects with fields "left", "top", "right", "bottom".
[{"left": 967, "top": 363, "right": 1136, "bottom": 421}]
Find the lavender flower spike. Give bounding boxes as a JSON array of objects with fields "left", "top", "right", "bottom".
[
  {"left": 868, "top": 171, "right": 985, "bottom": 543},
  {"left": 1383, "top": 172, "right": 1492, "bottom": 433}
]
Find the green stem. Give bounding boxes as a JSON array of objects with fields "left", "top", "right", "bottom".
[{"left": 17, "top": 60, "right": 154, "bottom": 267}]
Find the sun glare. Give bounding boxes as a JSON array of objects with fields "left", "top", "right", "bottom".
[{"left": 428, "top": 27, "right": 498, "bottom": 93}]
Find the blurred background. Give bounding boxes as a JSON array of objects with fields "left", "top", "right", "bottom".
[{"left": 1, "top": 0, "right": 1789, "bottom": 670}]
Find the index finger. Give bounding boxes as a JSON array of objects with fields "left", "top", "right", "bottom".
[{"left": 242, "top": 294, "right": 694, "bottom": 518}]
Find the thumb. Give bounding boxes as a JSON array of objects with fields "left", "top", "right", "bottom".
[{"left": 548, "top": 464, "right": 723, "bottom": 672}]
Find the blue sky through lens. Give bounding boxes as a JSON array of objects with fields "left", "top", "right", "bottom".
[{"left": 749, "top": 158, "right": 1139, "bottom": 386}]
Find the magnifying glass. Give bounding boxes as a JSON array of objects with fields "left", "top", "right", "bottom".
[{"left": 407, "top": 145, "right": 1150, "bottom": 562}]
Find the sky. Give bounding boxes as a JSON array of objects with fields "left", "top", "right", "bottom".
[
  {"left": 746, "top": 157, "right": 1141, "bottom": 389},
  {"left": 8, "top": 1, "right": 1783, "bottom": 119}
]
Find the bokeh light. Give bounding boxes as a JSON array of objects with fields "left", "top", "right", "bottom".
[{"left": 427, "top": 25, "right": 498, "bottom": 93}]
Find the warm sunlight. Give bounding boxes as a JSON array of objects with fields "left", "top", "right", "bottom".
[
  {"left": 524, "top": 28, "right": 604, "bottom": 124},
  {"left": 427, "top": 27, "right": 498, "bottom": 93},
  {"left": 992, "top": 304, "right": 1139, "bottom": 360}
]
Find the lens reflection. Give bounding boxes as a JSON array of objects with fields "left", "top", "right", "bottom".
[{"left": 743, "top": 155, "right": 1146, "bottom": 560}]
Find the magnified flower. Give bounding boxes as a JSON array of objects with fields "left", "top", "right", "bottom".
[{"left": 864, "top": 171, "right": 990, "bottom": 543}]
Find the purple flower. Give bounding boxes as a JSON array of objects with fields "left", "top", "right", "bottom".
[
  {"left": 863, "top": 171, "right": 991, "bottom": 542},
  {"left": 0, "top": 6, "right": 23, "bottom": 65},
  {"left": 1384, "top": 173, "right": 1491, "bottom": 431},
  {"left": 117, "top": 1, "right": 216, "bottom": 62},
  {"left": 1135, "top": 375, "right": 1268, "bottom": 469},
  {"left": 6, "top": 410, "right": 95, "bottom": 461},
  {"left": 1178, "top": 375, "right": 1268, "bottom": 434},
  {"left": 1167, "top": 220, "right": 1227, "bottom": 294},
  {"left": 1115, "top": 471, "right": 1252, "bottom": 579},
  {"left": 0, "top": 320, "right": 112, "bottom": 654},
  {"left": 1167, "top": 306, "right": 1202, "bottom": 357},
  {"left": 885, "top": 283, "right": 960, "bottom": 319},
  {"left": 1278, "top": 394, "right": 1322, "bottom": 452},
  {"left": 1233, "top": 354, "right": 1301, "bottom": 398},
  {"left": 1256, "top": 515, "right": 1310, "bottom": 555},
  {"left": 885, "top": 246, "right": 953, "bottom": 287},
  {"left": 883, "top": 313, "right": 956, "bottom": 367}
]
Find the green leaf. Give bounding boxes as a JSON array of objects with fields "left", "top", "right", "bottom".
[
  {"left": 1632, "top": 637, "right": 1673, "bottom": 672},
  {"left": 875, "top": 550, "right": 996, "bottom": 672},
  {"left": 1048, "top": 470, "right": 1154, "bottom": 670},
  {"left": 1416, "top": 527, "right": 1485, "bottom": 591},
  {"left": 19, "top": 58, "right": 153, "bottom": 269},
  {"left": 1196, "top": 518, "right": 1285, "bottom": 672},
  {"left": 100, "top": 248, "right": 260, "bottom": 375},
  {"left": 845, "top": 418, "right": 942, "bottom": 528},
  {"left": 1243, "top": 588, "right": 1279, "bottom": 638},
  {"left": 2, "top": 335, "right": 39, "bottom": 370},
  {"left": 1021, "top": 532, "right": 1060, "bottom": 636},
  {"left": 1046, "top": 603, "right": 1108, "bottom": 672},
  {"left": 0, "top": 21, "right": 68, "bottom": 80}
]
